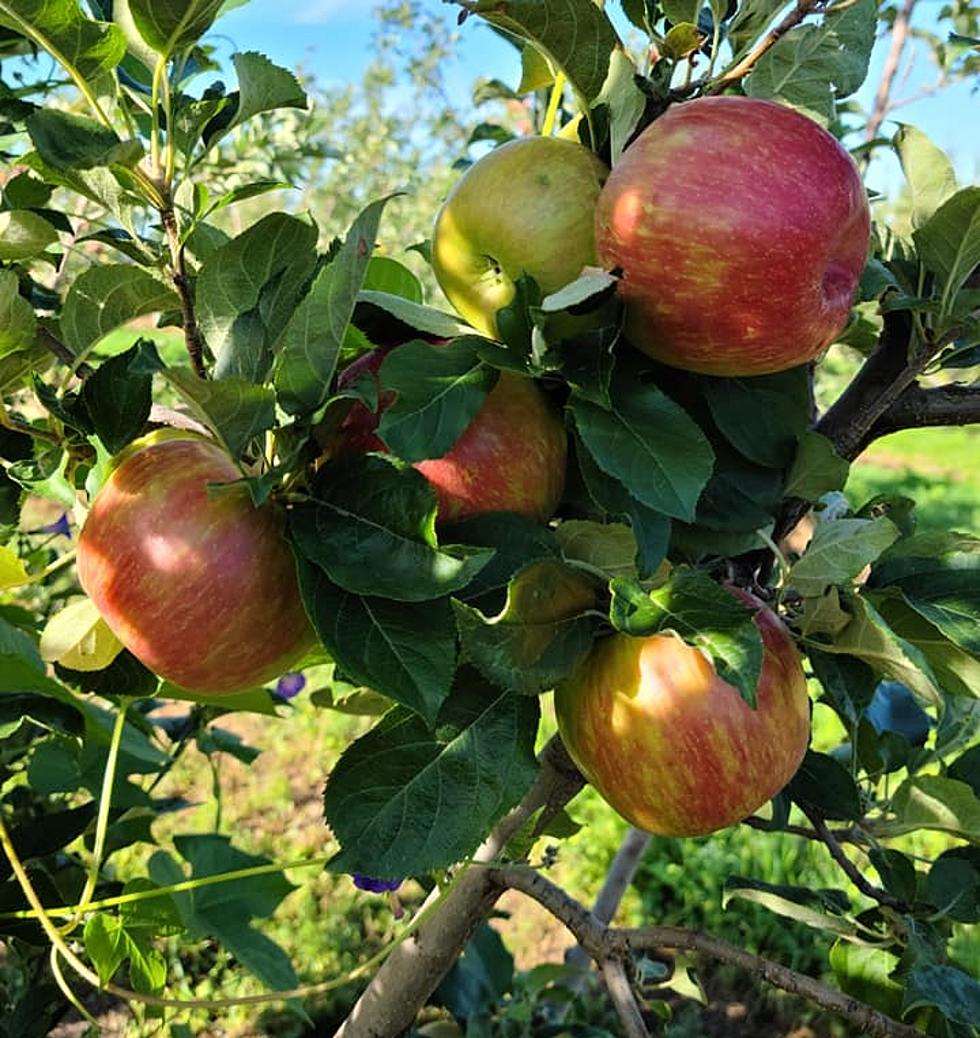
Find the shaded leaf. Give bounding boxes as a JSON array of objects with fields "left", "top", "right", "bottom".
[
  {"left": 290, "top": 455, "right": 493, "bottom": 603},
  {"left": 453, "top": 559, "right": 598, "bottom": 693},
  {"left": 274, "top": 196, "right": 395, "bottom": 415},
  {"left": 297, "top": 563, "right": 456, "bottom": 724},
  {"left": 784, "top": 431, "right": 850, "bottom": 500},
  {"left": 913, "top": 187, "right": 980, "bottom": 317},
  {"left": 326, "top": 678, "right": 540, "bottom": 878}
]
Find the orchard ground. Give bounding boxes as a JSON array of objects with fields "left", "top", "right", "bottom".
[{"left": 39, "top": 400, "right": 980, "bottom": 1038}]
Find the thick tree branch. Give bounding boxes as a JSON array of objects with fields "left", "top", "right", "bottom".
[
  {"left": 706, "top": 0, "right": 827, "bottom": 93},
  {"left": 859, "top": 382, "right": 980, "bottom": 451},
  {"left": 335, "top": 737, "right": 584, "bottom": 1038},
  {"left": 497, "top": 866, "right": 923, "bottom": 1038},
  {"left": 160, "top": 207, "right": 208, "bottom": 379},
  {"left": 866, "top": 0, "right": 916, "bottom": 142}
]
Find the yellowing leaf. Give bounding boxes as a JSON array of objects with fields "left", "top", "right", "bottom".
[
  {"left": 40, "top": 598, "right": 123, "bottom": 671},
  {"left": 0, "top": 544, "right": 30, "bottom": 590}
]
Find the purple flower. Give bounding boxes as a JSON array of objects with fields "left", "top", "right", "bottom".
[
  {"left": 275, "top": 672, "right": 305, "bottom": 700},
  {"left": 352, "top": 874, "right": 402, "bottom": 893},
  {"left": 35, "top": 513, "right": 71, "bottom": 538}
]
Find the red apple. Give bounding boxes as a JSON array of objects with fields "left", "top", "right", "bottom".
[
  {"left": 554, "top": 591, "right": 810, "bottom": 836},
  {"left": 431, "top": 136, "right": 608, "bottom": 338},
  {"left": 77, "top": 431, "right": 315, "bottom": 694},
  {"left": 595, "top": 96, "right": 871, "bottom": 376},
  {"left": 335, "top": 346, "right": 567, "bottom": 523}
]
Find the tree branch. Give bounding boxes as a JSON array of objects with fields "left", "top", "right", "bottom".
[
  {"left": 859, "top": 383, "right": 980, "bottom": 451},
  {"left": 600, "top": 957, "right": 651, "bottom": 1038},
  {"left": 799, "top": 806, "right": 907, "bottom": 911},
  {"left": 866, "top": 0, "right": 916, "bottom": 142},
  {"left": 496, "top": 866, "right": 923, "bottom": 1038},
  {"left": 706, "top": 0, "right": 827, "bottom": 94},
  {"left": 335, "top": 737, "right": 585, "bottom": 1038},
  {"left": 36, "top": 325, "right": 94, "bottom": 379},
  {"left": 566, "top": 827, "right": 651, "bottom": 971},
  {"left": 160, "top": 207, "right": 208, "bottom": 379}
]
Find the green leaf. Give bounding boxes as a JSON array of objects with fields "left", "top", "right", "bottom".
[
  {"left": 830, "top": 942, "right": 904, "bottom": 1020},
  {"left": 893, "top": 124, "right": 958, "bottom": 229},
  {"left": 0, "top": 270, "right": 36, "bottom": 357},
  {"left": 819, "top": 594, "right": 943, "bottom": 705},
  {"left": 608, "top": 569, "right": 763, "bottom": 707},
  {"left": 435, "top": 923, "right": 515, "bottom": 1021},
  {"left": 362, "top": 255, "right": 423, "bottom": 303},
  {"left": 744, "top": 0, "right": 876, "bottom": 120},
  {"left": 870, "top": 848, "right": 918, "bottom": 905},
  {"left": 441, "top": 513, "right": 561, "bottom": 611},
  {"left": 297, "top": 563, "right": 456, "bottom": 724},
  {"left": 377, "top": 338, "right": 497, "bottom": 462},
  {"left": 151, "top": 835, "right": 300, "bottom": 995},
  {"left": 594, "top": 45, "right": 646, "bottom": 164},
  {"left": 886, "top": 775, "right": 980, "bottom": 842},
  {"left": 869, "top": 532, "right": 980, "bottom": 659},
  {"left": 354, "top": 291, "right": 474, "bottom": 341},
  {"left": 84, "top": 908, "right": 169, "bottom": 993},
  {"left": 290, "top": 455, "right": 493, "bottom": 603},
  {"left": 159, "top": 367, "right": 275, "bottom": 460},
  {"left": 274, "top": 196, "right": 395, "bottom": 415},
  {"left": 904, "top": 965, "right": 980, "bottom": 1026},
  {"left": 518, "top": 42, "right": 554, "bottom": 93},
  {"left": 0, "top": 0, "right": 126, "bottom": 81},
  {"left": 727, "top": 0, "right": 786, "bottom": 60},
  {"left": 126, "top": 0, "right": 224, "bottom": 56},
  {"left": 788, "top": 517, "right": 899, "bottom": 597},
  {"left": 784, "top": 431, "right": 850, "bottom": 500},
  {"left": 452, "top": 559, "right": 598, "bottom": 694},
  {"left": 60, "top": 265, "right": 178, "bottom": 356},
  {"left": 81, "top": 340, "right": 158, "bottom": 454},
  {"left": 462, "top": 0, "right": 622, "bottom": 104},
  {"left": 702, "top": 368, "right": 811, "bottom": 470},
  {"left": 913, "top": 186, "right": 980, "bottom": 317},
  {"left": 662, "top": 0, "right": 700, "bottom": 24},
  {"left": 663, "top": 22, "right": 703, "bottom": 60},
  {"left": 555, "top": 519, "right": 642, "bottom": 582},
  {"left": 576, "top": 438, "right": 671, "bottom": 579},
  {"left": 0, "top": 210, "right": 58, "bottom": 261},
  {"left": 570, "top": 367, "right": 714, "bottom": 523},
  {"left": 203, "top": 51, "right": 307, "bottom": 147},
  {"left": 325, "top": 678, "right": 540, "bottom": 878},
  {"left": 786, "top": 749, "right": 863, "bottom": 821},
  {"left": 723, "top": 876, "right": 859, "bottom": 939},
  {"left": 26, "top": 109, "right": 137, "bottom": 171},
  {"left": 927, "top": 849, "right": 980, "bottom": 923},
  {"left": 197, "top": 212, "right": 318, "bottom": 382}
]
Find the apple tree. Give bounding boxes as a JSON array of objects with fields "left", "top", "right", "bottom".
[{"left": 0, "top": 1, "right": 978, "bottom": 1036}]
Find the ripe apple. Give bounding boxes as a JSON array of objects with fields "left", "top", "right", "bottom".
[
  {"left": 335, "top": 346, "right": 567, "bottom": 523},
  {"left": 431, "top": 136, "right": 608, "bottom": 338},
  {"left": 554, "top": 590, "right": 810, "bottom": 837},
  {"left": 77, "top": 430, "right": 315, "bottom": 695},
  {"left": 594, "top": 96, "right": 871, "bottom": 376}
]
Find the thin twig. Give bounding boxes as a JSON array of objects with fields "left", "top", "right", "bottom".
[
  {"left": 706, "top": 0, "right": 827, "bottom": 93},
  {"left": 160, "top": 207, "right": 208, "bottom": 379},
  {"left": 567, "top": 827, "right": 651, "bottom": 971},
  {"left": 799, "top": 806, "right": 907, "bottom": 911},
  {"left": 495, "top": 866, "right": 923, "bottom": 1038},
  {"left": 600, "top": 957, "right": 651, "bottom": 1038},
  {"left": 36, "top": 326, "right": 94, "bottom": 379},
  {"left": 742, "top": 816, "right": 866, "bottom": 845},
  {"left": 866, "top": 0, "right": 916, "bottom": 141}
]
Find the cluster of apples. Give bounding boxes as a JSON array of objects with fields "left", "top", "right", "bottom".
[{"left": 78, "top": 96, "right": 870, "bottom": 837}]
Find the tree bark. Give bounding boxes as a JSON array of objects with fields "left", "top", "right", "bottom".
[{"left": 334, "top": 737, "right": 584, "bottom": 1038}]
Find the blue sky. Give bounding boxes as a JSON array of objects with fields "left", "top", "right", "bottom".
[{"left": 216, "top": 0, "right": 977, "bottom": 195}]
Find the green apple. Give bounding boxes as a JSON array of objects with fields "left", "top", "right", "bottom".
[{"left": 431, "top": 136, "right": 608, "bottom": 338}]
